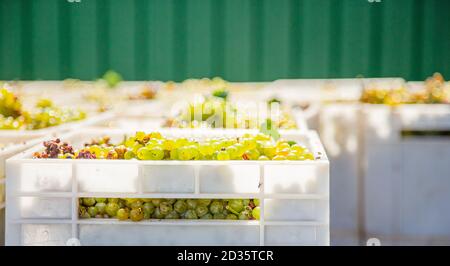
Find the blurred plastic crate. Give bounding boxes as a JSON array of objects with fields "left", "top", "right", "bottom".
[
  {"left": 318, "top": 103, "right": 362, "bottom": 245},
  {"left": 5, "top": 128, "right": 329, "bottom": 246},
  {"left": 361, "top": 104, "right": 450, "bottom": 245}
]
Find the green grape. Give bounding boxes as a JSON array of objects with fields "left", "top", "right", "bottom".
[
  {"left": 217, "top": 150, "right": 230, "bottom": 160},
  {"left": 117, "top": 208, "right": 129, "bottom": 221},
  {"left": 243, "top": 199, "right": 250, "bottom": 206},
  {"left": 252, "top": 207, "right": 260, "bottom": 220},
  {"left": 303, "top": 152, "right": 315, "bottom": 160},
  {"left": 152, "top": 208, "right": 165, "bottom": 219},
  {"left": 95, "top": 202, "right": 107, "bottom": 215},
  {"left": 82, "top": 198, "right": 96, "bottom": 207},
  {"left": 186, "top": 199, "right": 197, "bottom": 209},
  {"left": 200, "top": 213, "right": 213, "bottom": 219},
  {"left": 124, "top": 150, "right": 136, "bottom": 160},
  {"left": 226, "top": 146, "right": 238, "bottom": 159},
  {"left": 151, "top": 199, "right": 162, "bottom": 207},
  {"left": 162, "top": 139, "right": 175, "bottom": 151},
  {"left": 197, "top": 199, "right": 211, "bottom": 206},
  {"left": 262, "top": 144, "right": 277, "bottom": 158},
  {"left": 132, "top": 143, "right": 144, "bottom": 154},
  {"left": 258, "top": 155, "right": 269, "bottom": 160},
  {"left": 105, "top": 202, "right": 120, "bottom": 217},
  {"left": 226, "top": 214, "right": 238, "bottom": 220},
  {"left": 174, "top": 200, "right": 188, "bottom": 214},
  {"left": 170, "top": 149, "right": 179, "bottom": 160},
  {"left": 143, "top": 202, "right": 155, "bottom": 215},
  {"left": 273, "top": 155, "right": 287, "bottom": 160},
  {"left": 291, "top": 144, "right": 305, "bottom": 154},
  {"left": 166, "top": 198, "right": 176, "bottom": 205},
  {"left": 178, "top": 147, "right": 192, "bottom": 160},
  {"left": 195, "top": 205, "right": 209, "bottom": 217},
  {"left": 245, "top": 149, "right": 260, "bottom": 160},
  {"left": 130, "top": 208, "right": 144, "bottom": 222},
  {"left": 286, "top": 153, "right": 299, "bottom": 160},
  {"left": 233, "top": 143, "right": 245, "bottom": 156},
  {"left": 199, "top": 143, "right": 214, "bottom": 156},
  {"left": 79, "top": 206, "right": 90, "bottom": 219},
  {"left": 184, "top": 209, "right": 198, "bottom": 219},
  {"left": 148, "top": 146, "right": 165, "bottom": 160},
  {"left": 228, "top": 199, "right": 244, "bottom": 213},
  {"left": 129, "top": 200, "right": 144, "bottom": 209},
  {"left": 159, "top": 201, "right": 173, "bottom": 215},
  {"left": 165, "top": 210, "right": 180, "bottom": 219},
  {"left": 213, "top": 213, "right": 226, "bottom": 219},
  {"left": 209, "top": 201, "right": 224, "bottom": 214},
  {"left": 238, "top": 210, "right": 250, "bottom": 220},
  {"left": 253, "top": 199, "right": 260, "bottom": 206},
  {"left": 118, "top": 199, "right": 126, "bottom": 208},
  {"left": 108, "top": 198, "right": 119, "bottom": 204},
  {"left": 88, "top": 206, "right": 98, "bottom": 217},
  {"left": 137, "top": 147, "right": 151, "bottom": 160},
  {"left": 95, "top": 198, "right": 107, "bottom": 203}
]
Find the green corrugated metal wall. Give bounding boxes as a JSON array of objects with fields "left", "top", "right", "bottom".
[{"left": 0, "top": 0, "right": 449, "bottom": 82}]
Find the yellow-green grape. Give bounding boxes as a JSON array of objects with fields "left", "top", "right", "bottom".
[
  {"left": 130, "top": 208, "right": 144, "bottom": 222},
  {"left": 148, "top": 146, "right": 165, "bottom": 160},
  {"left": 165, "top": 210, "right": 180, "bottom": 219},
  {"left": 143, "top": 202, "right": 155, "bottom": 218},
  {"left": 124, "top": 150, "right": 135, "bottom": 160},
  {"left": 195, "top": 205, "right": 209, "bottom": 217},
  {"left": 273, "top": 155, "right": 287, "bottom": 160},
  {"left": 217, "top": 150, "right": 230, "bottom": 160},
  {"left": 82, "top": 198, "right": 96, "bottom": 207},
  {"left": 286, "top": 153, "right": 298, "bottom": 160},
  {"left": 253, "top": 199, "right": 260, "bottom": 206},
  {"left": 302, "top": 152, "right": 315, "bottom": 160},
  {"left": 95, "top": 202, "right": 107, "bottom": 215},
  {"left": 117, "top": 208, "right": 129, "bottom": 220},
  {"left": 186, "top": 199, "right": 197, "bottom": 209},
  {"left": 258, "top": 155, "right": 269, "bottom": 160},
  {"left": 162, "top": 139, "right": 175, "bottom": 151},
  {"left": 252, "top": 207, "right": 260, "bottom": 220},
  {"left": 105, "top": 202, "right": 120, "bottom": 217},
  {"left": 199, "top": 142, "right": 214, "bottom": 156},
  {"left": 178, "top": 147, "right": 193, "bottom": 160},
  {"left": 159, "top": 202, "right": 173, "bottom": 215},
  {"left": 225, "top": 146, "right": 238, "bottom": 159},
  {"left": 184, "top": 209, "right": 198, "bottom": 219},
  {"left": 88, "top": 206, "right": 98, "bottom": 217},
  {"left": 174, "top": 200, "right": 188, "bottom": 214},
  {"left": 226, "top": 214, "right": 238, "bottom": 220},
  {"left": 136, "top": 147, "right": 151, "bottom": 160},
  {"left": 291, "top": 144, "right": 305, "bottom": 154}
]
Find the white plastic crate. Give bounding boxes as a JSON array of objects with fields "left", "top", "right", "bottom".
[
  {"left": 360, "top": 104, "right": 450, "bottom": 245},
  {"left": 5, "top": 128, "right": 329, "bottom": 246},
  {"left": 318, "top": 103, "right": 362, "bottom": 245}
]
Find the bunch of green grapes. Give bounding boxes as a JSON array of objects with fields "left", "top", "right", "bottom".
[
  {"left": 48, "top": 131, "right": 315, "bottom": 161},
  {"left": 166, "top": 96, "right": 298, "bottom": 129},
  {"left": 26, "top": 99, "right": 87, "bottom": 130},
  {"left": 361, "top": 73, "right": 449, "bottom": 105},
  {"left": 79, "top": 198, "right": 260, "bottom": 221}
]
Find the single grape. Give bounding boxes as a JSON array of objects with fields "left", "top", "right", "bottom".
[
  {"left": 165, "top": 210, "right": 180, "bottom": 219},
  {"left": 88, "top": 206, "right": 98, "bottom": 217},
  {"left": 143, "top": 202, "right": 155, "bottom": 217},
  {"left": 105, "top": 202, "right": 120, "bottom": 217},
  {"left": 186, "top": 199, "right": 197, "bottom": 209},
  {"left": 174, "top": 200, "right": 188, "bottom": 214},
  {"left": 213, "top": 213, "right": 226, "bottom": 219},
  {"left": 151, "top": 199, "right": 162, "bottom": 207},
  {"left": 238, "top": 210, "right": 250, "bottom": 220},
  {"left": 130, "top": 208, "right": 144, "bottom": 222},
  {"left": 273, "top": 155, "right": 287, "bottom": 160},
  {"left": 217, "top": 150, "right": 230, "bottom": 160},
  {"left": 209, "top": 201, "right": 224, "bottom": 214},
  {"left": 108, "top": 198, "right": 119, "bottom": 204},
  {"left": 152, "top": 207, "right": 165, "bottom": 219},
  {"left": 149, "top": 146, "right": 165, "bottom": 160},
  {"left": 226, "top": 214, "right": 238, "bottom": 220},
  {"left": 252, "top": 207, "right": 260, "bottom": 220},
  {"left": 82, "top": 198, "right": 96, "bottom": 207},
  {"left": 159, "top": 201, "right": 173, "bottom": 215},
  {"left": 79, "top": 206, "right": 90, "bottom": 219},
  {"left": 95, "top": 202, "right": 106, "bottom": 215},
  {"left": 197, "top": 199, "right": 211, "bottom": 206},
  {"left": 258, "top": 155, "right": 269, "bottom": 160},
  {"left": 184, "top": 209, "right": 198, "bottom": 219},
  {"left": 195, "top": 205, "right": 209, "bottom": 217},
  {"left": 117, "top": 208, "right": 130, "bottom": 221},
  {"left": 124, "top": 150, "right": 136, "bottom": 160},
  {"left": 253, "top": 199, "right": 260, "bottom": 206},
  {"left": 95, "top": 198, "right": 107, "bottom": 203},
  {"left": 200, "top": 213, "right": 213, "bottom": 219},
  {"left": 228, "top": 199, "right": 244, "bottom": 213}
]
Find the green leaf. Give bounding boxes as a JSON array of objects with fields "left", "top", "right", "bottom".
[{"left": 259, "top": 119, "right": 280, "bottom": 140}]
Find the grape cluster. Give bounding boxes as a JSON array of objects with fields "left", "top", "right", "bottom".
[
  {"left": 34, "top": 131, "right": 315, "bottom": 161},
  {"left": 0, "top": 88, "right": 87, "bottom": 130},
  {"left": 360, "top": 73, "right": 449, "bottom": 105},
  {"left": 79, "top": 198, "right": 260, "bottom": 221},
  {"left": 165, "top": 96, "right": 298, "bottom": 129}
]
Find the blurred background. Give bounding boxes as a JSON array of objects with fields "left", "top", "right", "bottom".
[{"left": 0, "top": 0, "right": 449, "bottom": 82}]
